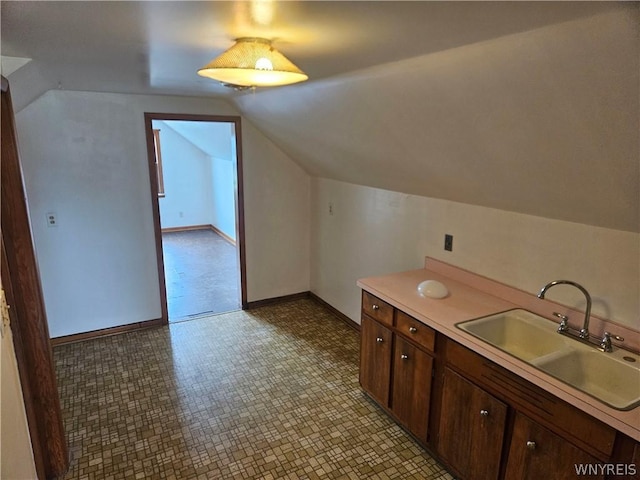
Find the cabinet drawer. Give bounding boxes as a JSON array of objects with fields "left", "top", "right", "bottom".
[
  {"left": 396, "top": 311, "right": 435, "bottom": 352},
  {"left": 362, "top": 291, "right": 393, "bottom": 326},
  {"left": 445, "top": 340, "right": 616, "bottom": 460}
]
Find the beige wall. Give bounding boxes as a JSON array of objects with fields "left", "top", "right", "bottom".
[
  {"left": 1, "top": 318, "right": 37, "bottom": 478},
  {"left": 14, "top": 90, "right": 310, "bottom": 337},
  {"left": 311, "top": 178, "right": 639, "bottom": 330}
]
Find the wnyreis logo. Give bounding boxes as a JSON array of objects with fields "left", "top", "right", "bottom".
[{"left": 575, "top": 463, "right": 636, "bottom": 476}]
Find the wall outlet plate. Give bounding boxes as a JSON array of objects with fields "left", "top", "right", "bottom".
[{"left": 444, "top": 234, "right": 453, "bottom": 251}]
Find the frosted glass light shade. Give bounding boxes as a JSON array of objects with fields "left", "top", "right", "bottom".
[{"left": 198, "top": 37, "right": 308, "bottom": 87}]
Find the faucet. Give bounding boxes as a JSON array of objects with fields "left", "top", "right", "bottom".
[{"left": 537, "top": 280, "right": 592, "bottom": 339}]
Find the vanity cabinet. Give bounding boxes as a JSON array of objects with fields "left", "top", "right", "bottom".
[
  {"left": 437, "top": 339, "right": 615, "bottom": 479},
  {"left": 391, "top": 336, "right": 433, "bottom": 439},
  {"left": 438, "top": 368, "right": 507, "bottom": 480},
  {"left": 359, "top": 315, "right": 392, "bottom": 406},
  {"left": 505, "top": 413, "right": 602, "bottom": 480},
  {"left": 359, "top": 289, "right": 629, "bottom": 480},
  {"left": 359, "top": 292, "right": 436, "bottom": 442}
]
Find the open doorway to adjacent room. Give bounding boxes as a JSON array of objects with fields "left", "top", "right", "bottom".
[{"left": 144, "top": 113, "right": 246, "bottom": 323}]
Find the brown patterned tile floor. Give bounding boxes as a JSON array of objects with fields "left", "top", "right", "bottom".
[{"left": 54, "top": 299, "right": 454, "bottom": 479}]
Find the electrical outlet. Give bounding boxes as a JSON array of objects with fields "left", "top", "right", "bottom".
[
  {"left": 444, "top": 234, "right": 453, "bottom": 252},
  {"left": 46, "top": 212, "right": 58, "bottom": 227}
]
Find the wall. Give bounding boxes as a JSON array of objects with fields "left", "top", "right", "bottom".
[
  {"left": 242, "top": 119, "right": 311, "bottom": 301},
  {"left": 1, "top": 325, "right": 37, "bottom": 479},
  {"left": 155, "top": 121, "right": 215, "bottom": 229},
  {"left": 14, "top": 89, "right": 310, "bottom": 337},
  {"left": 311, "top": 178, "right": 639, "bottom": 330},
  {"left": 210, "top": 155, "right": 236, "bottom": 241}
]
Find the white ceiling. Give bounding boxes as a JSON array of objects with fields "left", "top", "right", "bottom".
[
  {"left": 2, "top": 1, "right": 639, "bottom": 232},
  {"left": 0, "top": 1, "right": 619, "bottom": 98}
]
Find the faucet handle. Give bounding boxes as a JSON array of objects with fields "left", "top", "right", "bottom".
[
  {"left": 600, "top": 332, "right": 625, "bottom": 352},
  {"left": 553, "top": 312, "right": 569, "bottom": 332}
]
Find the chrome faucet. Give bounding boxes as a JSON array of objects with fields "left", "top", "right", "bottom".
[{"left": 537, "top": 280, "right": 592, "bottom": 339}]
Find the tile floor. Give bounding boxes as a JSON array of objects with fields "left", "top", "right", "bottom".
[
  {"left": 161, "top": 230, "right": 240, "bottom": 321},
  {"left": 54, "top": 299, "right": 453, "bottom": 480}
]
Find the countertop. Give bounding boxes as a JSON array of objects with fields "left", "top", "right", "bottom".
[{"left": 357, "top": 260, "right": 640, "bottom": 442}]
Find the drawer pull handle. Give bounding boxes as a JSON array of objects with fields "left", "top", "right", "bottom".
[
  {"left": 526, "top": 441, "right": 537, "bottom": 451},
  {"left": 409, "top": 327, "right": 418, "bottom": 334},
  {"left": 401, "top": 354, "right": 409, "bottom": 360},
  {"left": 480, "top": 409, "right": 489, "bottom": 417},
  {"left": 376, "top": 337, "right": 384, "bottom": 343},
  {"left": 372, "top": 304, "right": 380, "bottom": 310}
]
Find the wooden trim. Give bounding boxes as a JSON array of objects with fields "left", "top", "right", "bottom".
[
  {"left": 144, "top": 113, "right": 247, "bottom": 314},
  {"left": 1, "top": 239, "right": 45, "bottom": 479},
  {"left": 309, "top": 292, "right": 361, "bottom": 332},
  {"left": 2, "top": 77, "right": 69, "bottom": 478},
  {"left": 234, "top": 119, "right": 248, "bottom": 308},
  {"left": 209, "top": 224, "right": 236, "bottom": 246},
  {"left": 50, "top": 318, "right": 164, "bottom": 346},
  {"left": 144, "top": 116, "right": 169, "bottom": 326},
  {"left": 161, "top": 224, "right": 212, "bottom": 233},
  {"left": 244, "top": 291, "right": 311, "bottom": 309},
  {"left": 160, "top": 224, "right": 236, "bottom": 246},
  {"left": 152, "top": 128, "right": 165, "bottom": 196}
]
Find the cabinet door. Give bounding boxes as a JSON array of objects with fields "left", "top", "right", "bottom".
[
  {"left": 359, "top": 315, "right": 393, "bottom": 407},
  {"left": 505, "top": 413, "right": 604, "bottom": 480},
  {"left": 438, "top": 368, "right": 507, "bottom": 480},
  {"left": 391, "top": 337, "right": 434, "bottom": 440}
]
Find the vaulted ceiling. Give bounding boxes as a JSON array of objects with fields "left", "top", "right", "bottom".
[{"left": 2, "top": 1, "right": 638, "bottom": 232}]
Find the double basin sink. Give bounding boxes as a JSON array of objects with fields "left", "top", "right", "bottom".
[{"left": 457, "top": 309, "right": 640, "bottom": 410}]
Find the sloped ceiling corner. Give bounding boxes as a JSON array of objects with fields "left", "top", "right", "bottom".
[{"left": 233, "top": 8, "right": 639, "bottom": 233}]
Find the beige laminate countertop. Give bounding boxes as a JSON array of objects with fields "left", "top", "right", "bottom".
[{"left": 357, "top": 264, "right": 640, "bottom": 442}]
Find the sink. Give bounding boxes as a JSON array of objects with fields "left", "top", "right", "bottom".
[
  {"left": 457, "top": 309, "right": 569, "bottom": 361},
  {"left": 535, "top": 349, "right": 640, "bottom": 410},
  {"left": 457, "top": 309, "right": 640, "bottom": 410}
]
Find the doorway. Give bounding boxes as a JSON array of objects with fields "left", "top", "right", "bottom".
[{"left": 144, "top": 114, "right": 247, "bottom": 323}]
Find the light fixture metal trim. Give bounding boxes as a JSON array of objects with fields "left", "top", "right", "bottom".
[{"left": 198, "top": 37, "right": 308, "bottom": 88}]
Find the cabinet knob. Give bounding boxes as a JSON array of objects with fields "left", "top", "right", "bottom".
[
  {"left": 526, "top": 441, "right": 537, "bottom": 450},
  {"left": 376, "top": 337, "right": 384, "bottom": 343},
  {"left": 409, "top": 327, "right": 418, "bottom": 334},
  {"left": 480, "top": 409, "right": 489, "bottom": 417},
  {"left": 372, "top": 304, "right": 380, "bottom": 310},
  {"left": 401, "top": 354, "right": 409, "bottom": 360}
]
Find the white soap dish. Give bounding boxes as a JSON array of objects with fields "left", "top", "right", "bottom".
[{"left": 417, "top": 280, "right": 449, "bottom": 299}]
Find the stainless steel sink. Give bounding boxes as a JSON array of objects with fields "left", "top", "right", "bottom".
[{"left": 457, "top": 309, "right": 640, "bottom": 410}]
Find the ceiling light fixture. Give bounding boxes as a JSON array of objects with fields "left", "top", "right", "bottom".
[{"left": 197, "top": 37, "right": 308, "bottom": 89}]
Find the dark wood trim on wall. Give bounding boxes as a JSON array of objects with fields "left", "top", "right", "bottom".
[
  {"left": 309, "top": 293, "right": 361, "bottom": 332},
  {"left": 144, "top": 113, "right": 248, "bottom": 318},
  {"left": 2, "top": 76, "right": 69, "bottom": 478},
  {"left": 50, "top": 318, "right": 164, "bottom": 346},
  {"left": 245, "top": 291, "right": 311, "bottom": 309},
  {"left": 245, "top": 291, "right": 362, "bottom": 333}
]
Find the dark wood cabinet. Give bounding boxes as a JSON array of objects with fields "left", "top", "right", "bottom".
[
  {"left": 359, "top": 292, "right": 436, "bottom": 443},
  {"left": 359, "top": 289, "right": 636, "bottom": 480},
  {"left": 438, "top": 368, "right": 507, "bottom": 480},
  {"left": 359, "top": 314, "right": 393, "bottom": 407},
  {"left": 505, "top": 413, "right": 602, "bottom": 480},
  {"left": 391, "top": 336, "right": 433, "bottom": 440}
]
